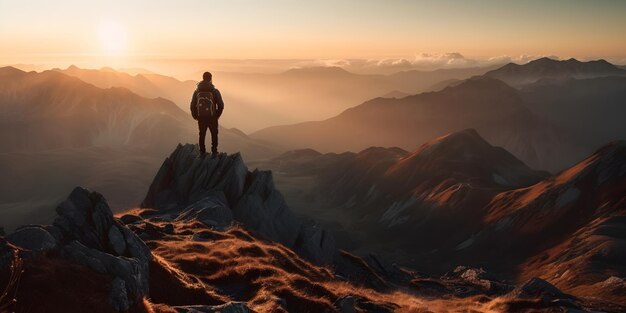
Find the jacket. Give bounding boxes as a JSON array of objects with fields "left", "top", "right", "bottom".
[{"left": 190, "top": 80, "right": 224, "bottom": 120}]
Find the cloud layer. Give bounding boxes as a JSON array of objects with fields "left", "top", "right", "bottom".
[{"left": 293, "top": 53, "right": 570, "bottom": 74}]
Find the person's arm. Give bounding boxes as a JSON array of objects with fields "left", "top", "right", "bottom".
[
  {"left": 215, "top": 89, "right": 224, "bottom": 118},
  {"left": 190, "top": 89, "right": 198, "bottom": 120}
]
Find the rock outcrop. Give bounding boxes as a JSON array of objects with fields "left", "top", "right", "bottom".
[
  {"left": 2, "top": 187, "right": 151, "bottom": 311},
  {"left": 141, "top": 144, "right": 336, "bottom": 265}
]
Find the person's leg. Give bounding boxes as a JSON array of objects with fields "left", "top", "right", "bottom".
[
  {"left": 198, "top": 120, "right": 208, "bottom": 154},
  {"left": 208, "top": 118, "right": 219, "bottom": 154}
]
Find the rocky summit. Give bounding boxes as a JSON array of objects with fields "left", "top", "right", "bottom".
[{"left": 142, "top": 143, "right": 336, "bottom": 265}]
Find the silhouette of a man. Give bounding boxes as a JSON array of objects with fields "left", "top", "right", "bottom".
[{"left": 190, "top": 71, "right": 224, "bottom": 157}]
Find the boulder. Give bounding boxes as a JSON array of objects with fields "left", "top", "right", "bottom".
[
  {"left": 336, "top": 296, "right": 357, "bottom": 313},
  {"left": 119, "top": 214, "right": 142, "bottom": 225},
  {"left": 293, "top": 222, "right": 336, "bottom": 265},
  {"left": 176, "top": 192, "right": 233, "bottom": 228},
  {"left": 6, "top": 226, "right": 57, "bottom": 252},
  {"left": 52, "top": 187, "right": 151, "bottom": 310}
]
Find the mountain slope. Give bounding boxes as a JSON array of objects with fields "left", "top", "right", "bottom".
[
  {"left": 55, "top": 65, "right": 197, "bottom": 107},
  {"left": 255, "top": 129, "right": 549, "bottom": 270},
  {"left": 256, "top": 134, "right": 626, "bottom": 305},
  {"left": 521, "top": 76, "right": 626, "bottom": 147},
  {"left": 470, "top": 141, "right": 626, "bottom": 303},
  {"left": 252, "top": 76, "right": 584, "bottom": 171},
  {"left": 484, "top": 57, "right": 626, "bottom": 87},
  {"left": 0, "top": 66, "right": 190, "bottom": 151}
]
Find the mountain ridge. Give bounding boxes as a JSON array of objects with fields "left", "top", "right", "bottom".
[
  {"left": 252, "top": 75, "right": 583, "bottom": 171},
  {"left": 485, "top": 57, "right": 626, "bottom": 87}
]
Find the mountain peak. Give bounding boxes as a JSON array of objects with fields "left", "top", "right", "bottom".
[
  {"left": 387, "top": 129, "right": 546, "bottom": 188},
  {"left": 413, "top": 128, "right": 493, "bottom": 157},
  {"left": 142, "top": 143, "right": 336, "bottom": 264},
  {"left": 486, "top": 57, "right": 625, "bottom": 86},
  {"left": 555, "top": 140, "right": 626, "bottom": 186},
  {"left": 0, "top": 66, "right": 26, "bottom": 76}
]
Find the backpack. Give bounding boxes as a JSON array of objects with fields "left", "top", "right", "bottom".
[{"left": 196, "top": 91, "right": 218, "bottom": 119}]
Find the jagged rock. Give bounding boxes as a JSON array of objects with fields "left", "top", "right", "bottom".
[
  {"left": 142, "top": 144, "right": 248, "bottom": 211},
  {"left": 107, "top": 226, "right": 127, "bottom": 255},
  {"left": 176, "top": 192, "right": 233, "bottom": 228},
  {"left": 173, "top": 302, "right": 252, "bottom": 313},
  {"left": 6, "top": 226, "right": 57, "bottom": 252},
  {"left": 120, "top": 214, "right": 142, "bottom": 225},
  {"left": 52, "top": 187, "right": 151, "bottom": 310},
  {"left": 336, "top": 296, "right": 357, "bottom": 313},
  {"left": 142, "top": 144, "right": 336, "bottom": 265},
  {"left": 232, "top": 169, "right": 302, "bottom": 248},
  {"left": 506, "top": 277, "right": 581, "bottom": 310},
  {"left": 293, "top": 222, "right": 336, "bottom": 265},
  {"left": 62, "top": 240, "right": 149, "bottom": 307},
  {"left": 109, "top": 277, "right": 130, "bottom": 311},
  {"left": 513, "top": 277, "right": 572, "bottom": 300},
  {"left": 333, "top": 251, "right": 390, "bottom": 291}
]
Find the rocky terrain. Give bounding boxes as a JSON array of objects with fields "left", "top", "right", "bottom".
[
  {"left": 255, "top": 129, "right": 626, "bottom": 306},
  {"left": 2, "top": 143, "right": 624, "bottom": 312}
]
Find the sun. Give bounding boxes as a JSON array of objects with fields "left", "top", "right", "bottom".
[{"left": 98, "top": 21, "right": 127, "bottom": 55}]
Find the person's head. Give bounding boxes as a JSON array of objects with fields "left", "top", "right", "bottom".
[{"left": 202, "top": 71, "right": 212, "bottom": 82}]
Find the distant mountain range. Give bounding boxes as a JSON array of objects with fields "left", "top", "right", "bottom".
[
  {"left": 54, "top": 65, "right": 197, "bottom": 112},
  {"left": 485, "top": 57, "right": 626, "bottom": 87},
  {"left": 0, "top": 66, "right": 190, "bottom": 151},
  {"left": 253, "top": 58, "right": 626, "bottom": 172},
  {"left": 252, "top": 76, "right": 585, "bottom": 171},
  {"left": 55, "top": 64, "right": 497, "bottom": 132},
  {"left": 257, "top": 129, "right": 626, "bottom": 304},
  {"left": 521, "top": 75, "right": 626, "bottom": 147}
]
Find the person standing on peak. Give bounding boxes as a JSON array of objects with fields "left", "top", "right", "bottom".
[{"left": 190, "top": 71, "right": 224, "bottom": 157}]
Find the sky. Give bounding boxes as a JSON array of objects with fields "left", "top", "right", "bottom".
[{"left": 1, "top": 0, "right": 626, "bottom": 69}]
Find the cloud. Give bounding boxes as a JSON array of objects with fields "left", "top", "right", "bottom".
[
  {"left": 291, "top": 53, "right": 581, "bottom": 75},
  {"left": 293, "top": 59, "right": 352, "bottom": 68}
]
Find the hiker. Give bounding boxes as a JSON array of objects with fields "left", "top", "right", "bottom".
[{"left": 190, "top": 71, "right": 224, "bottom": 157}]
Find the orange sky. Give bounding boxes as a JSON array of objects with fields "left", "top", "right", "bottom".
[{"left": 1, "top": 0, "right": 625, "bottom": 67}]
